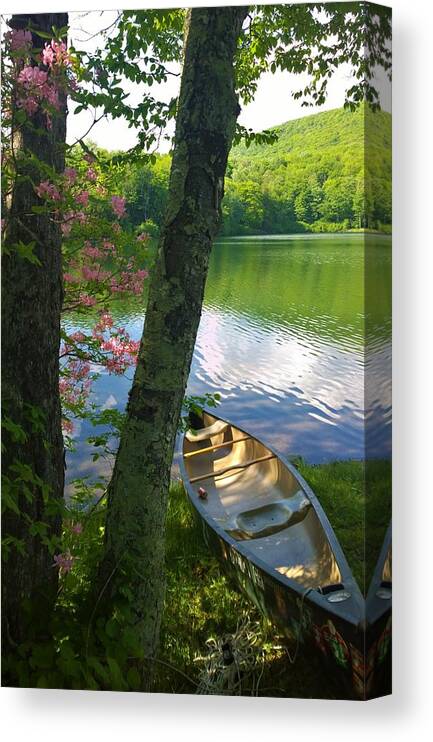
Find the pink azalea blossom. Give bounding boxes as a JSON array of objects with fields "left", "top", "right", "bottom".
[
  {"left": 18, "top": 65, "right": 48, "bottom": 87},
  {"left": 78, "top": 293, "right": 96, "bottom": 306},
  {"left": 93, "top": 312, "right": 114, "bottom": 335},
  {"left": 63, "top": 167, "right": 77, "bottom": 184},
  {"left": 43, "top": 84, "right": 60, "bottom": 109},
  {"left": 42, "top": 40, "right": 71, "bottom": 69},
  {"left": 41, "top": 43, "right": 55, "bottom": 67},
  {"left": 63, "top": 272, "right": 79, "bottom": 283},
  {"left": 5, "top": 28, "right": 32, "bottom": 52},
  {"left": 53, "top": 550, "right": 75, "bottom": 573},
  {"left": 75, "top": 190, "right": 89, "bottom": 207},
  {"left": 18, "top": 96, "right": 39, "bottom": 115},
  {"left": 83, "top": 242, "right": 102, "bottom": 259},
  {"left": 36, "top": 180, "right": 61, "bottom": 201},
  {"left": 111, "top": 195, "right": 126, "bottom": 218},
  {"left": 86, "top": 168, "right": 97, "bottom": 181},
  {"left": 61, "top": 419, "right": 74, "bottom": 434}
]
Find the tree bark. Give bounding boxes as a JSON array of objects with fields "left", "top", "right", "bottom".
[
  {"left": 1, "top": 14, "right": 68, "bottom": 655},
  {"left": 98, "top": 6, "right": 248, "bottom": 667}
]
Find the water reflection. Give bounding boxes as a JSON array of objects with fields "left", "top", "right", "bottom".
[{"left": 65, "top": 233, "right": 392, "bottom": 487}]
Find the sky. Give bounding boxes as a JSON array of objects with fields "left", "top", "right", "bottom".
[{"left": 66, "top": 8, "right": 391, "bottom": 153}]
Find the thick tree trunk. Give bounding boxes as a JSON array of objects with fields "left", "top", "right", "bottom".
[
  {"left": 99, "top": 6, "right": 248, "bottom": 668},
  {"left": 1, "top": 14, "right": 67, "bottom": 656}
]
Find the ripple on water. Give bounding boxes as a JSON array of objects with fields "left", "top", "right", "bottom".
[{"left": 65, "top": 234, "right": 391, "bottom": 484}]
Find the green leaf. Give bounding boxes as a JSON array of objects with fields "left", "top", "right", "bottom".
[
  {"left": 126, "top": 666, "right": 141, "bottom": 691},
  {"left": 107, "top": 657, "right": 126, "bottom": 691},
  {"left": 105, "top": 617, "right": 120, "bottom": 639},
  {"left": 87, "top": 656, "right": 110, "bottom": 685},
  {"left": 31, "top": 643, "right": 55, "bottom": 670},
  {"left": 13, "top": 241, "right": 41, "bottom": 266}
]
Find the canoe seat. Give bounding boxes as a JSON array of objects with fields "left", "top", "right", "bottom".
[
  {"left": 185, "top": 419, "right": 229, "bottom": 442},
  {"left": 234, "top": 499, "right": 311, "bottom": 540}
]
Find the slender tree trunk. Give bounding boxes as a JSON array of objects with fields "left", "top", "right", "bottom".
[
  {"left": 1, "top": 14, "right": 67, "bottom": 656},
  {"left": 98, "top": 6, "right": 248, "bottom": 667}
]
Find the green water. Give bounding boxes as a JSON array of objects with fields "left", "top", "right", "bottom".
[{"left": 66, "top": 233, "right": 391, "bottom": 478}]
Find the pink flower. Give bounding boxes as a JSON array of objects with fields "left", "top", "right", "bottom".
[
  {"left": 83, "top": 242, "right": 101, "bottom": 259},
  {"left": 62, "top": 420, "right": 74, "bottom": 435},
  {"left": 71, "top": 522, "right": 83, "bottom": 535},
  {"left": 63, "top": 167, "right": 77, "bottom": 184},
  {"left": 83, "top": 152, "right": 96, "bottom": 164},
  {"left": 53, "top": 550, "right": 75, "bottom": 573},
  {"left": 70, "top": 331, "right": 86, "bottom": 343},
  {"left": 93, "top": 312, "right": 114, "bottom": 335},
  {"left": 17, "top": 96, "right": 38, "bottom": 115},
  {"left": 41, "top": 43, "right": 55, "bottom": 67},
  {"left": 111, "top": 195, "right": 126, "bottom": 218},
  {"left": 44, "top": 84, "right": 60, "bottom": 109},
  {"left": 18, "top": 65, "right": 48, "bottom": 87},
  {"left": 137, "top": 232, "right": 150, "bottom": 242},
  {"left": 78, "top": 293, "right": 96, "bottom": 306},
  {"left": 75, "top": 190, "right": 89, "bottom": 207},
  {"left": 42, "top": 40, "right": 71, "bottom": 69},
  {"left": 36, "top": 180, "right": 61, "bottom": 201},
  {"left": 86, "top": 168, "right": 97, "bottom": 181},
  {"left": 6, "top": 29, "right": 32, "bottom": 52}
]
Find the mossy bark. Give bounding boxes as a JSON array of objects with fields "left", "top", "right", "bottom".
[
  {"left": 99, "top": 6, "right": 248, "bottom": 669},
  {"left": 1, "top": 14, "right": 67, "bottom": 655}
]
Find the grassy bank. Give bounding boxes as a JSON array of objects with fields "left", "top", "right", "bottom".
[
  {"left": 5, "top": 459, "right": 389, "bottom": 696},
  {"left": 156, "top": 458, "right": 391, "bottom": 696}
]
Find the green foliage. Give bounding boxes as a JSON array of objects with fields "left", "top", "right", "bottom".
[
  {"left": 3, "top": 459, "right": 390, "bottom": 694},
  {"left": 180, "top": 393, "right": 221, "bottom": 432},
  {"left": 298, "top": 458, "right": 391, "bottom": 592},
  {"left": 236, "top": 4, "right": 391, "bottom": 113},
  {"left": 1, "top": 405, "right": 63, "bottom": 558},
  {"left": 223, "top": 105, "right": 391, "bottom": 235},
  {"left": 70, "top": 9, "right": 185, "bottom": 159},
  {"left": 106, "top": 106, "right": 391, "bottom": 237}
]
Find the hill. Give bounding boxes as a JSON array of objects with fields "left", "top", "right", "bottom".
[
  {"left": 221, "top": 105, "right": 391, "bottom": 235},
  {"left": 105, "top": 105, "right": 391, "bottom": 237}
]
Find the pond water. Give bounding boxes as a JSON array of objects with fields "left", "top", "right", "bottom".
[{"left": 65, "top": 233, "right": 391, "bottom": 485}]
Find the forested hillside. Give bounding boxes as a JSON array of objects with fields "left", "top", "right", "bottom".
[
  {"left": 223, "top": 105, "right": 391, "bottom": 234},
  {"left": 89, "top": 105, "right": 391, "bottom": 237}
]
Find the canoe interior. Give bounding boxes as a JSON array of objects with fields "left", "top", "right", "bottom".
[{"left": 183, "top": 412, "right": 343, "bottom": 592}]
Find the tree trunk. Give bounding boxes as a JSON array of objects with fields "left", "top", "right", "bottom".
[
  {"left": 98, "top": 6, "right": 248, "bottom": 668},
  {"left": 1, "top": 14, "right": 68, "bottom": 656}
]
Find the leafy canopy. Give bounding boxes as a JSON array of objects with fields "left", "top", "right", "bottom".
[{"left": 71, "top": 3, "right": 391, "bottom": 156}]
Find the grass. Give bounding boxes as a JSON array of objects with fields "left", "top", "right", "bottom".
[
  {"left": 156, "top": 459, "right": 390, "bottom": 697},
  {"left": 297, "top": 458, "right": 391, "bottom": 592}
]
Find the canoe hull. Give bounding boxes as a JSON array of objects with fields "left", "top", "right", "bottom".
[
  {"left": 187, "top": 491, "right": 363, "bottom": 698},
  {"left": 179, "top": 412, "right": 391, "bottom": 699}
]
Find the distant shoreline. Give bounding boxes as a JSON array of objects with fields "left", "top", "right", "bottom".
[{"left": 219, "top": 229, "right": 392, "bottom": 239}]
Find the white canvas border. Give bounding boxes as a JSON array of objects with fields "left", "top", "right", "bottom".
[{"left": 1, "top": 1, "right": 432, "bottom": 740}]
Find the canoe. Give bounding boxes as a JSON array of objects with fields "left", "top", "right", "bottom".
[
  {"left": 365, "top": 523, "right": 392, "bottom": 696},
  {"left": 179, "top": 409, "right": 391, "bottom": 699}
]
